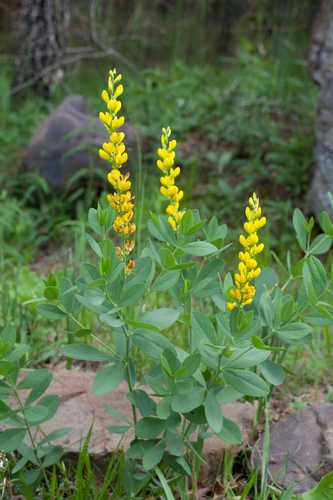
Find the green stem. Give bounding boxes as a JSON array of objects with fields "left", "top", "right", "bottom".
[
  {"left": 184, "top": 290, "right": 192, "bottom": 353},
  {"left": 12, "top": 387, "right": 50, "bottom": 488},
  {"left": 324, "top": 326, "right": 332, "bottom": 358},
  {"left": 123, "top": 326, "right": 137, "bottom": 426}
]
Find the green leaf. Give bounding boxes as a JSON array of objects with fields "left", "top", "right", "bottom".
[
  {"left": 86, "top": 233, "right": 102, "bottom": 257},
  {"left": 174, "top": 353, "right": 201, "bottom": 378},
  {"left": 24, "top": 404, "right": 50, "bottom": 425},
  {"left": 76, "top": 289, "right": 105, "bottom": 309},
  {"left": 102, "top": 403, "right": 131, "bottom": 424},
  {"left": 17, "top": 369, "right": 53, "bottom": 405},
  {"left": 92, "top": 362, "right": 124, "bottom": 395},
  {"left": 224, "top": 369, "right": 269, "bottom": 397},
  {"left": 259, "top": 292, "right": 274, "bottom": 328},
  {"left": 2, "top": 325, "right": 16, "bottom": 345},
  {"left": 302, "top": 470, "right": 333, "bottom": 500},
  {"left": 135, "top": 418, "right": 165, "bottom": 439},
  {"left": 254, "top": 267, "right": 279, "bottom": 302},
  {"left": 279, "top": 296, "right": 294, "bottom": 324},
  {"left": 0, "top": 400, "right": 15, "bottom": 421},
  {"left": 127, "top": 256, "right": 154, "bottom": 286},
  {"left": 44, "top": 286, "right": 59, "bottom": 300},
  {"left": 216, "top": 387, "right": 242, "bottom": 405},
  {"left": 100, "top": 313, "right": 124, "bottom": 328},
  {"left": 180, "top": 241, "right": 217, "bottom": 256},
  {"left": 276, "top": 322, "right": 312, "bottom": 343},
  {"left": 107, "top": 425, "right": 130, "bottom": 434},
  {"left": 156, "top": 397, "right": 172, "bottom": 419},
  {"left": 225, "top": 347, "right": 269, "bottom": 369},
  {"left": 309, "top": 234, "right": 332, "bottom": 256},
  {"left": 217, "top": 417, "right": 242, "bottom": 444},
  {"left": 180, "top": 210, "right": 194, "bottom": 234},
  {"left": 88, "top": 207, "right": 102, "bottom": 235},
  {"left": 154, "top": 466, "right": 176, "bottom": 500},
  {"left": 132, "top": 331, "right": 174, "bottom": 359},
  {"left": 191, "top": 311, "right": 218, "bottom": 346},
  {"left": 293, "top": 208, "right": 307, "bottom": 251},
  {"left": 125, "top": 319, "right": 159, "bottom": 332},
  {"left": 260, "top": 360, "right": 285, "bottom": 386},
  {"left": 140, "top": 308, "right": 181, "bottom": 331},
  {"left": 42, "top": 445, "right": 63, "bottom": 468},
  {"left": 159, "top": 247, "right": 176, "bottom": 268},
  {"left": 165, "top": 430, "right": 184, "bottom": 456},
  {"left": 119, "top": 284, "right": 145, "bottom": 307},
  {"left": 60, "top": 344, "right": 114, "bottom": 362},
  {"left": 81, "top": 263, "right": 100, "bottom": 283},
  {"left": 303, "top": 261, "right": 317, "bottom": 304},
  {"left": 59, "top": 278, "right": 77, "bottom": 313},
  {"left": 38, "top": 395, "right": 60, "bottom": 421},
  {"left": 171, "top": 385, "right": 205, "bottom": 413},
  {"left": 161, "top": 348, "right": 181, "bottom": 376},
  {"left": 305, "top": 310, "right": 333, "bottom": 326},
  {"left": 0, "top": 428, "right": 26, "bottom": 452},
  {"left": 36, "top": 303, "right": 67, "bottom": 321},
  {"left": 0, "top": 360, "right": 15, "bottom": 377},
  {"left": 183, "top": 405, "right": 206, "bottom": 424},
  {"left": 39, "top": 427, "right": 72, "bottom": 445},
  {"left": 142, "top": 441, "right": 165, "bottom": 471},
  {"left": 127, "top": 390, "right": 153, "bottom": 417},
  {"left": 152, "top": 270, "right": 180, "bottom": 291},
  {"left": 204, "top": 389, "right": 223, "bottom": 433},
  {"left": 318, "top": 211, "right": 333, "bottom": 236},
  {"left": 308, "top": 256, "right": 327, "bottom": 297}
]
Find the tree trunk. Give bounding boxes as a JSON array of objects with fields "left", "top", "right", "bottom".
[{"left": 13, "top": 0, "right": 70, "bottom": 97}]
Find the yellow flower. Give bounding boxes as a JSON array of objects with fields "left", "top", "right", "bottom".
[
  {"left": 227, "top": 193, "right": 266, "bottom": 310},
  {"left": 99, "top": 68, "right": 135, "bottom": 271},
  {"left": 157, "top": 127, "right": 185, "bottom": 231}
]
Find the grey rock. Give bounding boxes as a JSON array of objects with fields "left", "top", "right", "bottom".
[
  {"left": 252, "top": 404, "right": 333, "bottom": 494},
  {"left": 23, "top": 95, "right": 137, "bottom": 191},
  {"left": 309, "top": 0, "right": 333, "bottom": 217}
]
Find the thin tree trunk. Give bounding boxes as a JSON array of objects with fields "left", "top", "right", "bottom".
[{"left": 13, "top": 0, "right": 70, "bottom": 97}]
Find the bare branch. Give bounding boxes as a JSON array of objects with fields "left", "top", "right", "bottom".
[{"left": 4, "top": 48, "right": 139, "bottom": 100}]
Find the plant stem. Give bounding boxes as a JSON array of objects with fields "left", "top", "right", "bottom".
[
  {"left": 123, "top": 326, "right": 137, "bottom": 426},
  {"left": 12, "top": 387, "right": 50, "bottom": 489}
]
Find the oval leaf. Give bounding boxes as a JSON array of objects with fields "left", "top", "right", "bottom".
[{"left": 92, "top": 362, "right": 124, "bottom": 396}]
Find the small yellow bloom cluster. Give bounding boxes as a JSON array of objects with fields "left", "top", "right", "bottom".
[
  {"left": 157, "top": 127, "right": 185, "bottom": 230},
  {"left": 99, "top": 69, "right": 135, "bottom": 271},
  {"left": 227, "top": 193, "right": 266, "bottom": 311}
]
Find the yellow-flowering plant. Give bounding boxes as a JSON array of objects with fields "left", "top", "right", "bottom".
[{"left": 28, "top": 68, "right": 333, "bottom": 497}]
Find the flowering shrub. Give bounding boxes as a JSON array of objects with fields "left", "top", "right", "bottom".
[{"left": 0, "top": 68, "right": 332, "bottom": 497}]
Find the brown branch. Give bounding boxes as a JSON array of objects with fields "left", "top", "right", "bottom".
[{"left": 4, "top": 48, "right": 139, "bottom": 99}]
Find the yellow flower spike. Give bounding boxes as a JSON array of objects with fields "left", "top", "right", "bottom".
[
  {"left": 157, "top": 127, "right": 185, "bottom": 230},
  {"left": 227, "top": 192, "right": 265, "bottom": 311},
  {"left": 99, "top": 68, "right": 136, "bottom": 271}
]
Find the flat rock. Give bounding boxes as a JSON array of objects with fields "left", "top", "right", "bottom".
[
  {"left": 23, "top": 95, "right": 137, "bottom": 191},
  {"left": 2, "top": 365, "right": 255, "bottom": 478},
  {"left": 251, "top": 404, "right": 333, "bottom": 494}
]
